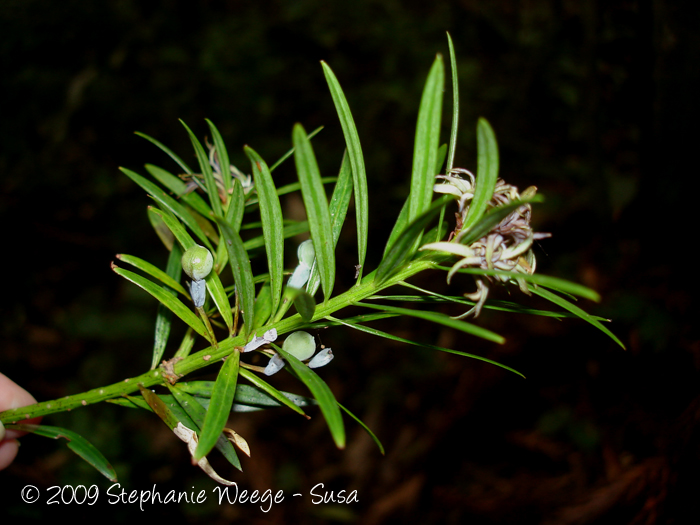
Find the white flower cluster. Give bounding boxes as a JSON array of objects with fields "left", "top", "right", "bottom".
[{"left": 422, "top": 168, "right": 550, "bottom": 318}]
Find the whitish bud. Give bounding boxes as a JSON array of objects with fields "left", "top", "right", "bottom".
[
  {"left": 263, "top": 353, "right": 286, "bottom": 376},
  {"left": 182, "top": 245, "right": 214, "bottom": 281},
  {"left": 297, "top": 239, "right": 315, "bottom": 267},
  {"left": 308, "top": 347, "right": 334, "bottom": 369}
]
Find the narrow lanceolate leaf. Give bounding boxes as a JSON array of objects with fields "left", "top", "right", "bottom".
[
  {"left": 115, "top": 253, "right": 189, "bottom": 297},
  {"left": 151, "top": 243, "right": 183, "bottom": 369},
  {"left": 135, "top": 131, "right": 193, "bottom": 174},
  {"left": 446, "top": 32, "right": 459, "bottom": 174},
  {"left": 408, "top": 55, "right": 444, "bottom": 223},
  {"left": 7, "top": 424, "right": 117, "bottom": 482},
  {"left": 194, "top": 350, "right": 240, "bottom": 461},
  {"left": 215, "top": 179, "right": 246, "bottom": 273},
  {"left": 435, "top": 144, "right": 448, "bottom": 174},
  {"left": 144, "top": 164, "right": 213, "bottom": 218},
  {"left": 275, "top": 344, "right": 345, "bottom": 449},
  {"left": 238, "top": 368, "right": 308, "bottom": 416},
  {"left": 269, "top": 126, "right": 324, "bottom": 172},
  {"left": 356, "top": 301, "right": 505, "bottom": 344},
  {"left": 326, "top": 315, "right": 522, "bottom": 377},
  {"left": 180, "top": 120, "right": 224, "bottom": 217},
  {"left": 120, "top": 167, "right": 214, "bottom": 251},
  {"left": 528, "top": 286, "right": 625, "bottom": 349},
  {"left": 321, "top": 62, "right": 369, "bottom": 276},
  {"left": 149, "top": 206, "right": 196, "bottom": 251},
  {"left": 111, "top": 264, "right": 209, "bottom": 339},
  {"left": 206, "top": 119, "right": 232, "bottom": 195},
  {"left": 178, "top": 381, "right": 314, "bottom": 411},
  {"left": 293, "top": 123, "right": 335, "bottom": 301},
  {"left": 167, "top": 385, "right": 241, "bottom": 470},
  {"left": 383, "top": 198, "right": 410, "bottom": 259},
  {"left": 253, "top": 282, "right": 272, "bottom": 328},
  {"left": 148, "top": 206, "right": 175, "bottom": 251},
  {"left": 284, "top": 286, "right": 316, "bottom": 322},
  {"left": 337, "top": 403, "right": 385, "bottom": 455},
  {"left": 245, "top": 146, "right": 284, "bottom": 316},
  {"left": 376, "top": 197, "right": 449, "bottom": 283},
  {"left": 242, "top": 221, "right": 310, "bottom": 251},
  {"left": 445, "top": 268, "right": 601, "bottom": 302},
  {"left": 205, "top": 270, "right": 233, "bottom": 335},
  {"left": 462, "top": 118, "right": 499, "bottom": 231},
  {"left": 307, "top": 151, "right": 353, "bottom": 296},
  {"left": 139, "top": 385, "right": 182, "bottom": 429},
  {"left": 227, "top": 179, "right": 245, "bottom": 233},
  {"left": 216, "top": 218, "right": 255, "bottom": 336}
]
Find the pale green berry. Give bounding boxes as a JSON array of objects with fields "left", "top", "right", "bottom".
[
  {"left": 283, "top": 331, "right": 316, "bottom": 361},
  {"left": 182, "top": 245, "right": 213, "bottom": 281}
]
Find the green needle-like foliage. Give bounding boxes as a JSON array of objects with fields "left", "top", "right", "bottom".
[{"left": 0, "top": 37, "right": 623, "bottom": 484}]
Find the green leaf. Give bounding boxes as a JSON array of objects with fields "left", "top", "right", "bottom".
[
  {"left": 528, "top": 286, "right": 625, "bottom": 349},
  {"left": 337, "top": 403, "right": 385, "bottom": 455},
  {"left": 194, "top": 349, "right": 240, "bottom": 461},
  {"left": 139, "top": 385, "right": 182, "bottom": 429},
  {"left": 120, "top": 167, "right": 214, "bottom": 252},
  {"left": 245, "top": 146, "right": 284, "bottom": 316},
  {"left": 376, "top": 196, "right": 449, "bottom": 283},
  {"left": 269, "top": 126, "right": 324, "bottom": 172},
  {"left": 322, "top": 62, "right": 369, "bottom": 276},
  {"left": 242, "top": 221, "right": 310, "bottom": 251},
  {"left": 215, "top": 178, "right": 246, "bottom": 273},
  {"left": 7, "top": 424, "right": 117, "bottom": 482},
  {"left": 216, "top": 218, "right": 256, "bottom": 336},
  {"left": 206, "top": 119, "right": 232, "bottom": 195},
  {"left": 293, "top": 123, "right": 335, "bottom": 302},
  {"left": 383, "top": 197, "right": 410, "bottom": 259},
  {"left": 446, "top": 268, "right": 601, "bottom": 302},
  {"left": 115, "top": 253, "right": 189, "bottom": 297},
  {"left": 238, "top": 368, "right": 308, "bottom": 416},
  {"left": 284, "top": 286, "right": 316, "bottom": 322},
  {"left": 446, "top": 32, "right": 459, "bottom": 174},
  {"left": 180, "top": 120, "right": 224, "bottom": 216},
  {"left": 227, "top": 179, "right": 246, "bottom": 232},
  {"left": 111, "top": 264, "right": 208, "bottom": 339},
  {"left": 253, "top": 281, "right": 273, "bottom": 329},
  {"left": 178, "top": 381, "right": 314, "bottom": 410},
  {"left": 174, "top": 327, "right": 197, "bottom": 359},
  {"left": 135, "top": 131, "right": 193, "bottom": 174},
  {"left": 327, "top": 315, "right": 522, "bottom": 377},
  {"left": 435, "top": 143, "right": 448, "bottom": 174},
  {"left": 392, "top": 280, "right": 601, "bottom": 318},
  {"left": 152, "top": 243, "right": 183, "bottom": 369},
  {"left": 462, "top": 118, "right": 499, "bottom": 231},
  {"left": 148, "top": 206, "right": 196, "bottom": 251},
  {"left": 356, "top": 301, "right": 505, "bottom": 344},
  {"left": 205, "top": 269, "right": 233, "bottom": 335},
  {"left": 148, "top": 206, "right": 175, "bottom": 251},
  {"left": 408, "top": 55, "right": 444, "bottom": 223},
  {"left": 274, "top": 344, "right": 345, "bottom": 448},
  {"left": 144, "top": 164, "right": 213, "bottom": 218},
  {"left": 307, "top": 150, "right": 353, "bottom": 296}
]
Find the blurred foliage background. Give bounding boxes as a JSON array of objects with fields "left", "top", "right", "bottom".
[{"left": 2, "top": 1, "right": 699, "bottom": 523}]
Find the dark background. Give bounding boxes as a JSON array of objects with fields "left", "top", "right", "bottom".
[{"left": 2, "top": 1, "right": 699, "bottom": 523}]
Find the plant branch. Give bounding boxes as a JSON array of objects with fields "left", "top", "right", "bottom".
[{"left": 0, "top": 257, "right": 439, "bottom": 424}]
